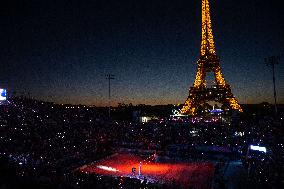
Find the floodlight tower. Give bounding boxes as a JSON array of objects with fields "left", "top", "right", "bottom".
[
  {"left": 265, "top": 56, "right": 280, "bottom": 116},
  {"left": 106, "top": 74, "right": 115, "bottom": 118}
]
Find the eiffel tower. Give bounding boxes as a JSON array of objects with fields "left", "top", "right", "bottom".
[{"left": 181, "top": 0, "right": 242, "bottom": 115}]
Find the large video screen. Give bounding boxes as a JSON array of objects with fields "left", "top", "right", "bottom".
[{"left": 0, "top": 89, "right": 7, "bottom": 101}]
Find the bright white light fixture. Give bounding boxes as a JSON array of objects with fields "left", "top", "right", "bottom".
[{"left": 250, "top": 145, "right": 266, "bottom": 153}]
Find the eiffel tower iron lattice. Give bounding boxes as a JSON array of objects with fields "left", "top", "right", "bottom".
[{"left": 181, "top": 0, "right": 242, "bottom": 115}]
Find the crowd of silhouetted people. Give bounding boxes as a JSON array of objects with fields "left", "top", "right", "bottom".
[{"left": 0, "top": 96, "right": 283, "bottom": 188}]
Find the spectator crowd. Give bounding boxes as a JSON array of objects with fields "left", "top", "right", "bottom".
[{"left": 0, "top": 96, "right": 283, "bottom": 188}]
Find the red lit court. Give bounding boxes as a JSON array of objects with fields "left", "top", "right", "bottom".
[{"left": 79, "top": 153, "right": 214, "bottom": 189}]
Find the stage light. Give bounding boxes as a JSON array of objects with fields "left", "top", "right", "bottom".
[{"left": 96, "top": 165, "right": 119, "bottom": 172}]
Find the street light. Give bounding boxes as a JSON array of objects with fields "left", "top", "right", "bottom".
[
  {"left": 265, "top": 56, "right": 280, "bottom": 116},
  {"left": 105, "top": 74, "right": 115, "bottom": 118}
]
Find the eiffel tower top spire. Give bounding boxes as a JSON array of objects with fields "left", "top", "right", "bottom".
[{"left": 201, "top": 0, "right": 216, "bottom": 56}]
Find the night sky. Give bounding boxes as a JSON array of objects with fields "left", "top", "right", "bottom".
[{"left": 1, "top": 0, "right": 283, "bottom": 106}]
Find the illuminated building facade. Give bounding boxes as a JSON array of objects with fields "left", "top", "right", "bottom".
[{"left": 181, "top": 0, "right": 242, "bottom": 115}]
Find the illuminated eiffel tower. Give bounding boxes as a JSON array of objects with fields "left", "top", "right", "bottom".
[{"left": 181, "top": 0, "right": 242, "bottom": 115}]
